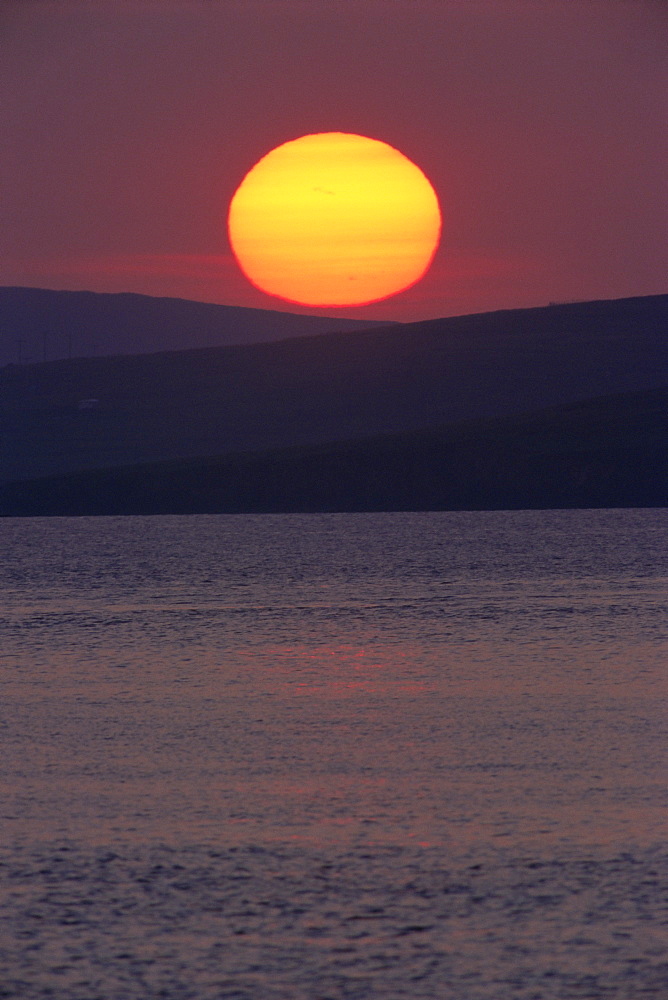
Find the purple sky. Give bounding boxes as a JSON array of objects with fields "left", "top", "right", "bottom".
[{"left": 2, "top": 0, "right": 666, "bottom": 322}]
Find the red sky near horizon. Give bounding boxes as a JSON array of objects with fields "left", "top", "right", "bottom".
[{"left": 2, "top": 0, "right": 666, "bottom": 323}]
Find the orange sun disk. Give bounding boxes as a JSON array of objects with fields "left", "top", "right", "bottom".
[{"left": 227, "top": 132, "right": 442, "bottom": 308}]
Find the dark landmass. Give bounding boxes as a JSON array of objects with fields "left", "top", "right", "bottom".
[
  {"left": 1, "top": 388, "right": 665, "bottom": 516},
  {"left": 0, "top": 287, "right": 389, "bottom": 367},
  {"left": 1, "top": 293, "right": 666, "bottom": 485}
]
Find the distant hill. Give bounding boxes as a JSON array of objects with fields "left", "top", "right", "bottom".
[
  {"left": 1, "top": 388, "right": 664, "bottom": 515},
  {"left": 0, "top": 293, "right": 665, "bottom": 486},
  {"left": 0, "top": 287, "right": 389, "bottom": 366}
]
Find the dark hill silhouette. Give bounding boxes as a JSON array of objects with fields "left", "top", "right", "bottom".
[
  {"left": 1, "top": 388, "right": 664, "bottom": 515},
  {"left": 0, "top": 287, "right": 389, "bottom": 366},
  {"left": 0, "top": 293, "right": 665, "bottom": 485}
]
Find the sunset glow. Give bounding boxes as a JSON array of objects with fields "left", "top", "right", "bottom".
[{"left": 227, "top": 132, "right": 441, "bottom": 307}]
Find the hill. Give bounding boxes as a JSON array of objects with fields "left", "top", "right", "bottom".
[
  {"left": 1, "top": 387, "right": 664, "bottom": 515},
  {"left": 1, "top": 293, "right": 665, "bottom": 485},
  {"left": 0, "top": 287, "right": 388, "bottom": 366}
]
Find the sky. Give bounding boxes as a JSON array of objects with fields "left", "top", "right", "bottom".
[{"left": 2, "top": 0, "right": 666, "bottom": 322}]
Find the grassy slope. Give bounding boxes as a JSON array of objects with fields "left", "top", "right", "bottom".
[{"left": 1, "top": 387, "right": 665, "bottom": 515}]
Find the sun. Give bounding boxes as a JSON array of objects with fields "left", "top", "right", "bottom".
[{"left": 227, "top": 132, "right": 441, "bottom": 307}]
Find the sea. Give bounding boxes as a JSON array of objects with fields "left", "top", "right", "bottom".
[{"left": 0, "top": 509, "right": 666, "bottom": 999}]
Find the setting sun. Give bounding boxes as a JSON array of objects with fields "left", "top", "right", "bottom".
[{"left": 227, "top": 132, "right": 441, "bottom": 307}]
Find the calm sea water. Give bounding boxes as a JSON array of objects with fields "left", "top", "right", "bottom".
[{"left": 0, "top": 510, "right": 666, "bottom": 998}]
